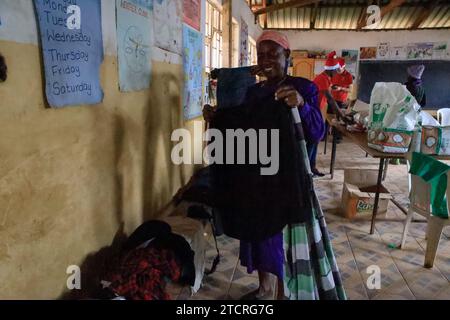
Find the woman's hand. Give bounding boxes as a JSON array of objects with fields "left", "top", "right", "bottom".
[
  {"left": 275, "top": 86, "right": 305, "bottom": 108},
  {"left": 337, "top": 111, "right": 353, "bottom": 124},
  {"left": 203, "top": 104, "right": 217, "bottom": 123}
]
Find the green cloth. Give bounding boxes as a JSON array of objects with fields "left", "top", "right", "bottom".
[
  {"left": 282, "top": 140, "right": 346, "bottom": 300},
  {"left": 409, "top": 152, "right": 450, "bottom": 219}
]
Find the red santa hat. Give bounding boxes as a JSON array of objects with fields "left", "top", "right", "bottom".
[{"left": 324, "top": 51, "right": 340, "bottom": 70}]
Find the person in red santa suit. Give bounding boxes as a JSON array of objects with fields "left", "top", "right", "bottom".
[
  {"left": 311, "top": 51, "right": 348, "bottom": 177},
  {"left": 313, "top": 51, "right": 347, "bottom": 122},
  {"left": 331, "top": 58, "right": 353, "bottom": 111},
  {"left": 330, "top": 57, "right": 354, "bottom": 142}
]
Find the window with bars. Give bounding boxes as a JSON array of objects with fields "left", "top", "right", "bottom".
[
  {"left": 204, "top": 1, "right": 223, "bottom": 74},
  {"left": 232, "top": 19, "right": 239, "bottom": 67},
  {"left": 248, "top": 37, "right": 257, "bottom": 66}
]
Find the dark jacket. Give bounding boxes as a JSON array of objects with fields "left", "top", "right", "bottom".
[
  {"left": 211, "top": 87, "right": 313, "bottom": 241},
  {"left": 405, "top": 79, "right": 426, "bottom": 108}
]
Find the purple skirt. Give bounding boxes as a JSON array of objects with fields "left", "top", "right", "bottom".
[{"left": 239, "top": 232, "right": 284, "bottom": 279}]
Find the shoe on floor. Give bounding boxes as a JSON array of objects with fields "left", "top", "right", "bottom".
[{"left": 312, "top": 169, "right": 325, "bottom": 177}]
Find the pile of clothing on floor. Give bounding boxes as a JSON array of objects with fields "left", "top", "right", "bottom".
[{"left": 101, "top": 220, "right": 195, "bottom": 300}]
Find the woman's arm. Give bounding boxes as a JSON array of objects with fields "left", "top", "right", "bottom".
[{"left": 420, "top": 92, "right": 426, "bottom": 108}]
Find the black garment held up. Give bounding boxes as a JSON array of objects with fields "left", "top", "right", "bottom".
[{"left": 211, "top": 88, "right": 312, "bottom": 242}]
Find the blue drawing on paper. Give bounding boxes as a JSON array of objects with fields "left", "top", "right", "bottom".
[
  {"left": 183, "top": 24, "right": 203, "bottom": 120},
  {"left": 116, "top": 0, "right": 153, "bottom": 92},
  {"left": 34, "top": 0, "right": 104, "bottom": 108}
]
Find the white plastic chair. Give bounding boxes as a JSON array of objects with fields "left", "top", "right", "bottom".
[
  {"left": 437, "top": 108, "right": 450, "bottom": 126},
  {"left": 400, "top": 155, "right": 450, "bottom": 268}
]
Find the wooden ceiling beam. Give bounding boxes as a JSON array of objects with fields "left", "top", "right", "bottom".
[
  {"left": 410, "top": 0, "right": 441, "bottom": 29},
  {"left": 250, "top": 2, "right": 439, "bottom": 13},
  {"left": 263, "top": 0, "right": 268, "bottom": 28},
  {"left": 380, "top": 0, "right": 407, "bottom": 16},
  {"left": 356, "top": 0, "right": 374, "bottom": 29},
  {"left": 254, "top": 0, "right": 319, "bottom": 16},
  {"left": 309, "top": 3, "right": 421, "bottom": 9},
  {"left": 310, "top": 0, "right": 319, "bottom": 29},
  {"left": 357, "top": 0, "right": 407, "bottom": 29}
]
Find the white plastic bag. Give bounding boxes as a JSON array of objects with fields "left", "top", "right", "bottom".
[
  {"left": 419, "top": 111, "right": 440, "bottom": 126},
  {"left": 367, "top": 82, "right": 420, "bottom": 153}
]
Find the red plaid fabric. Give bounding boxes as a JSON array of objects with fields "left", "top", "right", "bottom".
[{"left": 106, "top": 246, "right": 181, "bottom": 300}]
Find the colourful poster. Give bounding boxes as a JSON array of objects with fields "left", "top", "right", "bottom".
[
  {"left": 341, "top": 49, "right": 358, "bottom": 78},
  {"left": 183, "top": 0, "right": 200, "bottom": 31},
  {"left": 407, "top": 43, "right": 433, "bottom": 59},
  {"left": 116, "top": 0, "right": 153, "bottom": 92},
  {"left": 33, "top": 0, "right": 104, "bottom": 108},
  {"left": 359, "top": 47, "right": 377, "bottom": 60},
  {"left": 239, "top": 18, "right": 248, "bottom": 66},
  {"left": 433, "top": 42, "right": 448, "bottom": 59},
  {"left": 183, "top": 24, "right": 203, "bottom": 120},
  {"left": 153, "top": 0, "right": 183, "bottom": 54}
]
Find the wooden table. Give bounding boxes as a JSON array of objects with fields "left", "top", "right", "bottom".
[{"left": 326, "top": 115, "right": 449, "bottom": 235}]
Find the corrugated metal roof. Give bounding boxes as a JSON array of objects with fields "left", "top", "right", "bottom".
[{"left": 251, "top": 0, "right": 450, "bottom": 29}]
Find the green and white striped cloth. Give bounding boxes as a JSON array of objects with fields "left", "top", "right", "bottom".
[
  {"left": 283, "top": 213, "right": 346, "bottom": 300},
  {"left": 284, "top": 111, "right": 346, "bottom": 300}
]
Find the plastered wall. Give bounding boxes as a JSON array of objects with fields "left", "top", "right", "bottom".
[{"left": 0, "top": 0, "right": 201, "bottom": 299}]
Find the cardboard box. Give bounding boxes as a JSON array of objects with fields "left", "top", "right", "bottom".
[
  {"left": 421, "top": 125, "right": 450, "bottom": 155},
  {"left": 341, "top": 169, "right": 392, "bottom": 219}
]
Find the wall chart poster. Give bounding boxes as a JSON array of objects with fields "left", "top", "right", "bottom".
[
  {"left": 359, "top": 47, "right": 377, "bottom": 60},
  {"left": 182, "top": 24, "right": 203, "bottom": 120},
  {"left": 153, "top": 0, "right": 183, "bottom": 55},
  {"left": 239, "top": 18, "right": 248, "bottom": 66},
  {"left": 433, "top": 42, "right": 448, "bottom": 59},
  {"left": 341, "top": 49, "right": 358, "bottom": 78},
  {"left": 376, "top": 42, "right": 390, "bottom": 59},
  {"left": 407, "top": 42, "right": 433, "bottom": 59},
  {"left": 183, "top": 0, "right": 200, "bottom": 32},
  {"left": 33, "top": 0, "right": 104, "bottom": 108},
  {"left": 390, "top": 46, "right": 407, "bottom": 59},
  {"left": 116, "top": 0, "right": 153, "bottom": 92}
]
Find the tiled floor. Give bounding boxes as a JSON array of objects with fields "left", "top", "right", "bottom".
[{"left": 168, "top": 137, "right": 450, "bottom": 300}]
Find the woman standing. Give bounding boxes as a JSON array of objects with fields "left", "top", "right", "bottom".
[{"left": 203, "top": 31, "right": 344, "bottom": 300}]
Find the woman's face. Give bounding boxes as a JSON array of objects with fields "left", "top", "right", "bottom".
[{"left": 257, "top": 41, "right": 288, "bottom": 81}]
